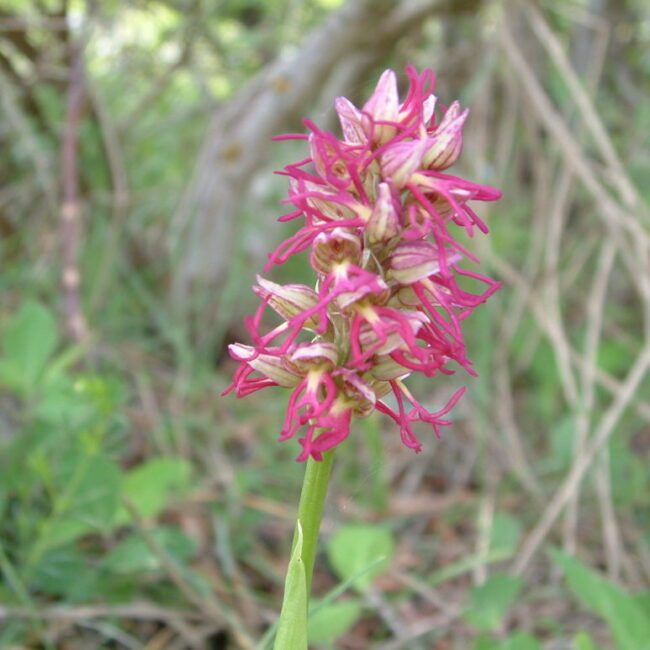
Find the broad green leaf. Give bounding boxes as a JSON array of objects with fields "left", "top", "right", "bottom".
[
  {"left": 326, "top": 524, "right": 394, "bottom": 592},
  {"left": 307, "top": 599, "right": 363, "bottom": 644},
  {"left": 635, "top": 589, "right": 650, "bottom": 615},
  {"left": 274, "top": 522, "right": 307, "bottom": 650},
  {"left": 0, "top": 301, "right": 58, "bottom": 394},
  {"left": 552, "top": 549, "right": 650, "bottom": 650},
  {"left": 30, "top": 547, "right": 88, "bottom": 598},
  {"left": 102, "top": 527, "right": 197, "bottom": 574},
  {"left": 32, "top": 379, "right": 96, "bottom": 426},
  {"left": 115, "top": 457, "right": 192, "bottom": 525},
  {"left": 310, "top": 556, "right": 385, "bottom": 616},
  {"left": 40, "top": 456, "right": 122, "bottom": 549},
  {"left": 464, "top": 574, "right": 523, "bottom": 631},
  {"left": 574, "top": 632, "right": 598, "bottom": 650}
]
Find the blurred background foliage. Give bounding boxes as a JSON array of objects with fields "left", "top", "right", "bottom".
[{"left": 1, "top": 0, "right": 649, "bottom": 648}]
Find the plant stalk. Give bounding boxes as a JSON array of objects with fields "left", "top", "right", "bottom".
[
  {"left": 272, "top": 451, "right": 335, "bottom": 650},
  {"left": 293, "top": 450, "right": 335, "bottom": 595}
]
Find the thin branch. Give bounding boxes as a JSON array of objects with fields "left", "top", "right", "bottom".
[
  {"left": 0, "top": 602, "right": 205, "bottom": 622},
  {"left": 514, "top": 345, "right": 650, "bottom": 574},
  {"left": 500, "top": 16, "right": 648, "bottom": 246},
  {"left": 523, "top": 1, "right": 642, "bottom": 211}
]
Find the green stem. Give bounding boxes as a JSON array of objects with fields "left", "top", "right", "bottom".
[
  {"left": 293, "top": 450, "right": 335, "bottom": 595},
  {"left": 271, "top": 451, "right": 335, "bottom": 650}
]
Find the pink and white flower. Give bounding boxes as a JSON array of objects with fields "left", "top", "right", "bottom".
[{"left": 224, "top": 66, "right": 501, "bottom": 461}]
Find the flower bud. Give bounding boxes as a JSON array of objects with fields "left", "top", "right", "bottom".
[
  {"left": 336, "top": 273, "right": 390, "bottom": 310},
  {"left": 289, "top": 342, "right": 338, "bottom": 373},
  {"left": 310, "top": 227, "right": 362, "bottom": 274},
  {"left": 369, "top": 379, "right": 392, "bottom": 399},
  {"left": 289, "top": 178, "right": 355, "bottom": 221},
  {"left": 362, "top": 70, "right": 399, "bottom": 144},
  {"left": 357, "top": 310, "right": 428, "bottom": 356},
  {"left": 367, "top": 183, "right": 400, "bottom": 245},
  {"left": 229, "top": 344, "right": 301, "bottom": 387},
  {"left": 338, "top": 371, "right": 376, "bottom": 416},
  {"left": 380, "top": 139, "right": 427, "bottom": 188},
  {"left": 253, "top": 276, "right": 320, "bottom": 329},
  {"left": 335, "top": 97, "right": 369, "bottom": 144},
  {"left": 422, "top": 101, "right": 468, "bottom": 170},
  {"left": 309, "top": 134, "right": 352, "bottom": 188},
  {"left": 389, "top": 241, "right": 441, "bottom": 284},
  {"left": 370, "top": 354, "right": 411, "bottom": 381}
]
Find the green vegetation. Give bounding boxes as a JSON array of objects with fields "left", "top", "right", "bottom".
[{"left": 1, "top": 0, "right": 649, "bottom": 648}]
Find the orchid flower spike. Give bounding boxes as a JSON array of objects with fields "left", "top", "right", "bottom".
[{"left": 224, "top": 66, "right": 501, "bottom": 461}]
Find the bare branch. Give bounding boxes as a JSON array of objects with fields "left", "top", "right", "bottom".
[{"left": 514, "top": 345, "right": 650, "bottom": 574}]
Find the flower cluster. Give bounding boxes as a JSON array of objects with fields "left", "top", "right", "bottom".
[{"left": 224, "top": 67, "right": 501, "bottom": 461}]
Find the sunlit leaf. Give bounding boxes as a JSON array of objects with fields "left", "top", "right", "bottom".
[
  {"left": 115, "top": 457, "right": 192, "bottom": 525},
  {"left": 326, "top": 524, "right": 394, "bottom": 592},
  {"left": 307, "top": 599, "right": 363, "bottom": 644},
  {"left": 552, "top": 549, "right": 650, "bottom": 650},
  {"left": 0, "top": 301, "right": 58, "bottom": 394}
]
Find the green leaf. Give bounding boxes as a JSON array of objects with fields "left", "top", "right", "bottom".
[
  {"left": 552, "top": 549, "right": 650, "bottom": 650},
  {"left": 0, "top": 301, "right": 58, "bottom": 394},
  {"left": 574, "top": 632, "right": 598, "bottom": 650},
  {"left": 115, "top": 457, "right": 192, "bottom": 525},
  {"left": 635, "top": 589, "right": 650, "bottom": 615},
  {"left": 326, "top": 524, "right": 394, "bottom": 592},
  {"left": 40, "top": 456, "right": 122, "bottom": 549},
  {"left": 32, "top": 379, "right": 96, "bottom": 426},
  {"left": 464, "top": 574, "right": 523, "bottom": 631},
  {"left": 307, "top": 599, "right": 363, "bottom": 644},
  {"left": 30, "top": 547, "right": 88, "bottom": 598},
  {"left": 102, "top": 527, "right": 197, "bottom": 574},
  {"left": 274, "top": 522, "right": 308, "bottom": 650}
]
